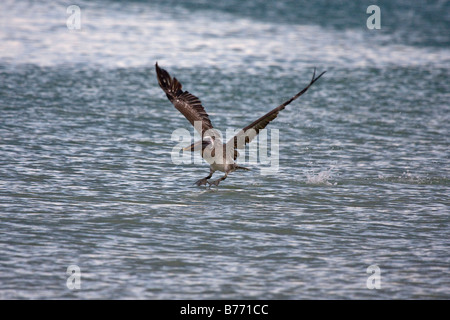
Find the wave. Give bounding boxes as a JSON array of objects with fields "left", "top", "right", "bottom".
[{"left": 1, "top": 0, "right": 449, "bottom": 69}]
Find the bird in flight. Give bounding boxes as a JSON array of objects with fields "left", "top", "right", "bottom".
[{"left": 155, "top": 62, "right": 325, "bottom": 186}]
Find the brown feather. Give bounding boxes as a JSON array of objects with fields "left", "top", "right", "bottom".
[
  {"left": 227, "top": 68, "right": 326, "bottom": 159},
  {"left": 155, "top": 63, "right": 214, "bottom": 136}
]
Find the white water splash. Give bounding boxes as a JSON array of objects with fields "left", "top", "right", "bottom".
[{"left": 305, "top": 167, "right": 336, "bottom": 186}]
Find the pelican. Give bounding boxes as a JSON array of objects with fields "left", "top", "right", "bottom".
[{"left": 155, "top": 62, "right": 325, "bottom": 186}]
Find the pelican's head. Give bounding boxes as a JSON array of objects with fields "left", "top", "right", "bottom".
[{"left": 182, "top": 136, "right": 214, "bottom": 152}]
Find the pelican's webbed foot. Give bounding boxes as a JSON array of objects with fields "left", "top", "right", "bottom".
[
  {"left": 207, "top": 173, "right": 228, "bottom": 187},
  {"left": 194, "top": 169, "right": 215, "bottom": 186},
  {"left": 195, "top": 177, "right": 209, "bottom": 186},
  {"left": 207, "top": 179, "right": 221, "bottom": 187}
]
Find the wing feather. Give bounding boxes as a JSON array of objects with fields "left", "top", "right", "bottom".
[
  {"left": 155, "top": 63, "right": 214, "bottom": 136},
  {"left": 227, "top": 68, "right": 326, "bottom": 157}
]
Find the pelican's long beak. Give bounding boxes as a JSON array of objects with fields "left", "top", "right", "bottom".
[{"left": 182, "top": 140, "right": 209, "bottom": 152}]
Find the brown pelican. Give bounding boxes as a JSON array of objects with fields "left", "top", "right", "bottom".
[{"left": 155, "top": 62, "right": 325, "bottom": 186}]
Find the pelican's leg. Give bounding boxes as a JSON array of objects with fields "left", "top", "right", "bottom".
[
  {"left": 194, "top": 168, "right": 215, "bottom": 186},
  {"left": 207, "top": 172, "right": 228, "bottom": 187}
]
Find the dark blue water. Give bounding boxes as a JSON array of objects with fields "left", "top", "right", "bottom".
[{"left": 0, "top": 0, "right": 449, "bottom": 299}]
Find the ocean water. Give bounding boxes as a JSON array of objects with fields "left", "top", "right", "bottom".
[{"left": 0, "top": 0, "right": 449, "bottom": 299}]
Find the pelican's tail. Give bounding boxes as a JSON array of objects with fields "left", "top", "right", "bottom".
[{"left": 235, "top": 165, "right": 250, "bottom": 171}]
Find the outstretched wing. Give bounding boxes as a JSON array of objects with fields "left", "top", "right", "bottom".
[
  {"left": 226, "top": 68, "right": 326, "bottom": 158},
  {"left": 155, "top": 62, "right": 214, "bottom": 136}
]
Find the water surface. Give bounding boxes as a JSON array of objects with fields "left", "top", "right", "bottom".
[{"left": 0, "top": 0, "right": 449, "bottom": 299}]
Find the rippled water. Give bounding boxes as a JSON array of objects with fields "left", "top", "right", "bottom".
[{"left": 0, "top": 0, "right": 449, "bottom": 299}]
